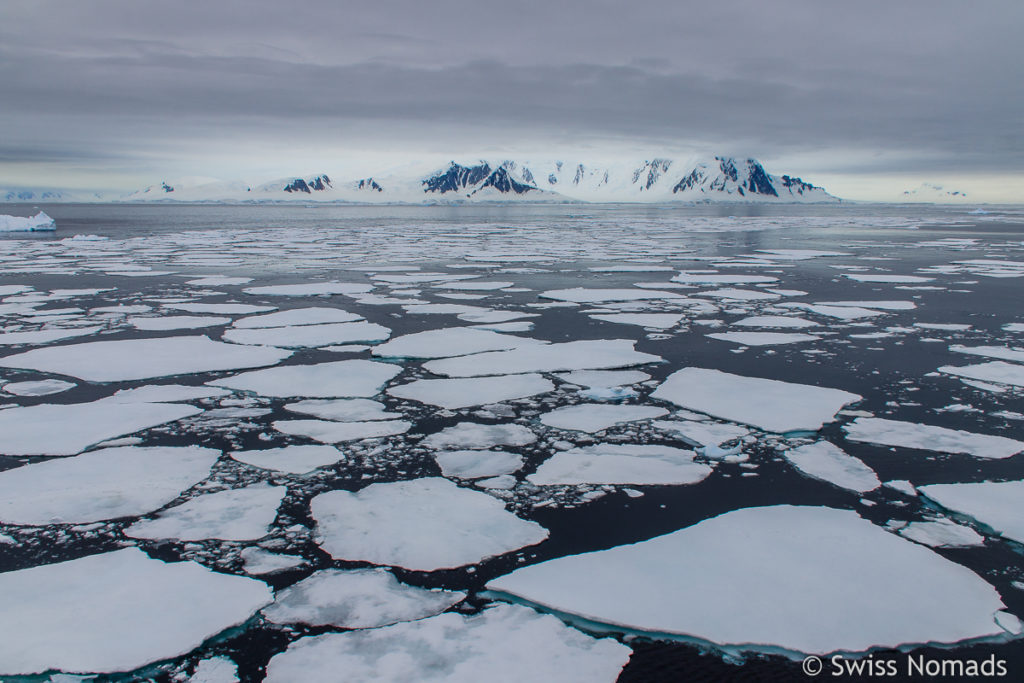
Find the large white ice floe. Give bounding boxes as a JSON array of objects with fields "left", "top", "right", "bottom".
[
  {"left": 209, "top": 360, "right": 401, "bottom": 398},
  {"left": 423, "top": 422, "right": 537, "bottom": 449},
  {"left": 706, "top": 331, "right": 821, "bottom": 346},
  {"left": 486, "top": 505, "right": 1013, "bottom": 655},
  {"left": 125, "top": 483, "right": 286, "bottom": 541},
  {"left": 283, "top": 398, "right": 400, "bottom": 421},
  {"left": 435, "top": 450, "right": 524, "bottom": 479},
  {"left": 372, "top": 326, "right": 544, "bottom": 358},
  {"left": 262, "top": 567, "right": 465, "bottom": 628},
  {"left": 843, "top": 417, "right": 1024, "bottom": 459},
  {"left": 0, "top": 336, "right": 291, "bottom": 382},
  {"left": 242, "top": 282, "right": 373, "bottom": 296},
  {"left": 651, "top": 367, "right": 860, "bottom": 433},
  {"left": 0, "top": 211, "right": 56, "bottom": 232},
  {"left": 780, "top": 441, "right": 880, "bottom": 493},
  {"left": 264, "top": 603, "right": 630, "bottom": 683},
  {"left": 232, "top": 306, "right": 363, "bottom": 328},
  {"left": 222, "top": 321, "right": 391, "bottom": 348},
  {"left": 274, "top": 418, "right": 411, "bottom": 443},
  {"left": 938, "top": 360, "right": 1024, "bottom": 388},
  {"left": 528, "top": 444, "right": 712, "bottom": 486},
  {"left": 422, "top": 339, "right": 661, "bottom": 377},
  {"left": 0, "top": 547, "right": 271, "bottom": 675},
  {"left": 0, "top": 446, "right": 219, "bottom": 525},
  {"left": 230, "top": 445, "right": 345, "bottom": 475},
  {"left": 0, "top": 398, "right": 202, "bottom": 456},
  {"left": 388, "top": 374, "right": 554, "bottom": 409},
  {"left": 918, "top": 480, "right": 1024, "bottom": 544},
  {"left": 539, "top": 404, "right": 668, "bottom": 433},
  {"left": 310, "top": 477, "right": 548, "bottom": 571}
]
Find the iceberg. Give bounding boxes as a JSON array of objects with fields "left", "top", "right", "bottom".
[{"left": 0, "top": 211, "right": 56, "bottom": 232}]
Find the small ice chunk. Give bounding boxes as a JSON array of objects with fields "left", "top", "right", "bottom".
[
  {"left": 899, "top": 519, "right": 984, "bottom": 548},
  {"left": 262, "top": 567, "right": 465, "bottom": 628},
  {"left": 232, "top": 306, "right": 362, "bottom": 328},
  {"left": 843, "top": 417, "right": 1024, "bottom": 459},
  {"left": 230, "top": 445, "right": 344, "bottom": 474},
  {"left": 274, "top": 419, "right": 411, "bottom": 443},
  {"left": 539, "top": 404, "right": 667, "bottom": 433},
  {"left": 780, "top": 441, "right": 880, "bottom": 493},
  {"left": 210, "top": 360, "right": 401, "bottom": 398},
  {"left": 125, "top": 483, "right": 286, "bottom": 541},
  {"left": 240, "top": 547, "right": 308, "bottom": 575},
  {"left": 310, "top": 477, "right": 548, "bottom": 571},
  {"left": 422, "top": 339, "right": 661, "bottom": 377},
  {"left": 372, "top": 326, "right": 544, "bottom": 358},
  {"left": 884, "top": 480, "right": 918, "bottom": 496},
  {"left": 423, "top": 422, "right": 536, "bottom": 449},
  {"left": 189, "top": 656, "right": 239, "bottom": 683},
  {"left": 918, "top": 480, "right": 1024, "bottom": 544},
  {"left": 528, "top": 444, "right": 712, "bottom": 486},
  {"left": 388, "top": 374, "right": 554, "bottom": 409},
  {"left": 2, "top": 378, "right": 76, "bottom": 396},
  {"left": 435, "top": 450, "right": 524, "bottom": 479},
  {"left": 283, "top": 398, "right": 400, "bottom": 421}
]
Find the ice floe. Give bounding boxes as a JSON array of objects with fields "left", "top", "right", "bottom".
[
  {"left": 843, "top": 417, "right": 1024, "bottom": 459},
  {"left": 539, "top": 404, "right": 667, "bottom": 433},
  {"left": 274, "top": 418, "right": 411, "bottom": 443},
  {"left": 232, "top": 306, "right": 362, "bottom": 327},
  {"left": 242, "top": 282, "right": 373, "bottom": 296},
  {"left": 844, "top": 274, "right": 934, "bottom": 283},
  {"left": 651, "top": 368, "right": 860, "bottom": 433},
  {"left": 540, "top": 288, "right": 684, "bottom": 303},
  {"left": 0, "top": 336, "right": 291, "bottom": 382},
  {"left": 283, "top": 398, "right": 400, "bottom": 421},
  {"left": 706, "top": 331, "right": 821, "bottom": 346},
  {"left": 126, "top": 483, "right": 286, "bottom": 541},
  {"left": 732, "top": 315, "right": 816, "bottom": 329},
  {"left": 950, "top": 344, "right": 1024, "bottom": 363},
  {"left": 129, "top": 315, "right": 231, "bottom": 331},
  {"left": 222, "top": 321, "right": 391, "bottom": 347},
  {"left": 264, "top": 603, "right": 630, "bottom": 683},
  {"left": 0, "top": 326, "right": 103, "bottom": 346},
  {"left": 164, "top": 303, "right": 276, "bottom": 314},
  {"left": 898, "top": 519, "right": 985, "bottom": 548},
  {"left": 0, "top": 446, "right": 219, "bottom": 525},
  {"left": 435, "top": 450, "right": 524, "bottom": 479},
  {"left": 652, "top": 420, "right": 749, "bottom": 448},
  {"left": 422, "top": 340, "right": 660, "bottom": 377},
  {"left": 1, "top": 378, "right": 76, "bottom": 396},
  {"left": 528, "top": 444, "right": 711, "bottom": 486},
  {"left": 0, "top": 547, "right": 271, "bottom": 675},
  {"left": 554, "top": 369, "right": 650, "bottom": 388},
  {"left": 938, "top": 360, "right": 1024, "bottom": 387},
  {"left": 780, "top": 441, "right": 880, "bottom": 493},
  {"left": 918, "top": 480, "right": 1024, "bottom": 544},
  {"left": 240, "top": 547, "right": 308, "bottom": 575},
  {"left": 388, "top": 374, "right": 554, "bottom": 409},
  {"left": 262, "top": 567, "right": 465, "bottom": 628},
  {"left": 487, "top": 505, "right": 1012, "bottom": 655},
  {"left": 311, "top": 477, "right": 548, "bottom": 571},
  {"left": 372, "top": 327, "right": 543, "bottom": 358},
  {"left": 209, "top": 360, "right": 401, "bottom": 398},
  {"left": 423, "top": 422, "right": 537, "bottom": 449},
  {"left": 230, "top": 445, "right": 345, "bottom": 474},
  {"left": 589, "top": 313, "right": 685, "bottom": 329}
]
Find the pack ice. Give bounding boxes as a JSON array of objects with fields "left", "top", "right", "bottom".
[
  {"left": 310, "top": 478, "right": 548, "bottom": 571},
  {"left": 487, "top": 505, "right": 1012, "bottom": 655},
  {"left": 264, "top": 603, "right": 630, "bottom": 683},
  {"left": 0, "top": 548, "right": 271, "bottom": 675},
  {"left": 651, "top": 368, "right": 861, "bottom": 433}
]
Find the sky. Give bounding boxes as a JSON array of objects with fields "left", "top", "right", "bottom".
[{"left": 1, "top": 0, "right": 1022, "bottom": 202}]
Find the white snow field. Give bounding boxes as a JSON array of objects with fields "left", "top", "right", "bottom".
[
  {"left": 0, "top": 211, "right": 55, "bottom": 231},
  {"left": 222, "top": 321, "right": 391, "bottom": 348},
  {"left": 262, "top": 567, "right": 465, "bottom": 627},
  {"left": 780, "top": 441, "right": 880, "bottom": 493},
  {"left": 843, "top": 418, "right": 1024, "bottom": 459},
  {"left": 918, "top": 481, "right": 1024, "bottom": 544},
  {"left": 209, "top": 359, "right": 401, "bottom": 398},
  {"left": 528, "top": 444, "right": 712, "bottom": 486},
  {"left": 0, "top": 398, "right": 202, "bottom": 456},
  {"left": 423, "top": 422, "right": 537, "bottom": 449},
  {"left": 539, "top": 404, "right": 668, "bottom": 433},
  {"left": 0, "top": 446, "right": 219, "bottom": 525},
  {"left": 487, "top": 505, "right": 1012, "bottom": 655},
  {"left": 310, "top": 478, "right": 548, "bottom": 571},
  {"left": 435, "top": 450, "right": 524, "bottom": 479},
  {"left": 0, "top": 548, "right": 271, "bottom": 675},
  {"left": 0, "top": 336, "right": 291, "bottom": 382},
  {"left": 372, "top": 326, "right": 544, "bottom": 358},
  {"left": 232, "top": 306, "right": 363, "bottom": 327},
  {"left": 125, "top": 483, "right": 286, "bottom": 541},
  {"left": 283, "top": 398, "right": 400, "bottom": 421},
  {"left": 273, "top": 418, "right": 411, "bottom": 442},
  {"left": 229, "top": 444, "right": 345, "bottom": 474},
  {"left": 264, "top": 603, "right": 630, "bottom": 683},
  {"left": 422, "top": 339, "right": 661, "bottom": 377},
  {"left": 388, "top": 374, "right": 554, "bottom": 409},
  {"left": 939, "top": 360, "right": 1024, "bottom": 388},
  {"left": 651, "top": 368, "right": 861, "bottom": 433}
]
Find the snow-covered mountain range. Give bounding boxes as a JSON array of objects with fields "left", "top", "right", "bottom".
[{"left": 6, "top": 156, "right": 841, "bottom": 204}]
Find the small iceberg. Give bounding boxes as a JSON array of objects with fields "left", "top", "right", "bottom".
[{"left": 0, "top": 211, "right": 56, "bottom": 232}]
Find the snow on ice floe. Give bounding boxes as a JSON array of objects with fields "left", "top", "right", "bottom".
[
  {"left": 230, "top": 445, "right": 344, "bottom": 475},
  {"left": 274, "top": 418, "right": 411, "bottom": 443},
  {"left": 388, "top": 374, "right": 554, "bottom": 409},
  {"left": 435, "top": 450, "right": 524, "bottom": 479},
  {"left": 898, "top": 519, "right": 984, "bottom": 548},
  {"left": 284, "top": 398, "right": 400, "bottom": 421},
  {"left": 0, "top": 336, "right": 291, "bottom": 382},
  {"left": 589, "top": 313, "right": 685, "bottom": 329},
  {"left": 129, "top": 315, "right": 231, "bottom": 331},
  {"left": 540, "top": 288, "right": 684, "bottom": 303},
  {"left": 0, "top": 548, "right": 271, "bottom": 676},
  {"left": 264, "top": 603, "right": 630, "bottom": 683},
  {"left": 843, "top": 417, "right": 1024, "bottom": 459},
  {"left": 918, "top": 480, "right": 1024, "bottom": 545},
  {"left": 310, "top": 477, "right": 548, "bottom": 571},
  {"left": 422, "top": 340, "right": 660, "bottom": 378},
  {"left": 232, "top": 306, "right": 363, "bottom": 327},
  {"left": 423, "top": 422, "right": 536, "bottom": 449},
  {"left": 527, "top": 444, "right": 712, "bottom": 486},
  {"left": 262, "top": 567, "right": 465, "bottom": 628},
  {"left": 939, "top": 360, "right": 1024, "bottom": 387},
  {"left": 242, "top": 282, "right": 373, "bottom": 296},
  {"left": 651, "top": 368, "right": 860, "bottom": 433},
  {"left": 486, "top": 505, "right": 1013, "bottom": 656},
  {"left": 222, "top": 321, "right": 391, "bottom": 348},
  {"left": 209, "top": 360, "right": 401, "bottom": 398},
  {"left": 125, "top": 483, "right": 286, "bottom": 541},
  {"left": 780, "top": 441, "right": 880, "bottom": 493},
  {"left": 0, "top": 398, "right": 202, "bottom": 456},
  {"left": 1, "top": 378, "right": 76, "bottom": 396},
  {"left": 0, "top": 446, "right": 219, "bottom": 525},
  {"left": 539, "top": 404, "right": 667, "bottom": 433},
  {"left": 706, "top": 331, "right": 821, "bottom": 346},
  {"left": 372, "top": 327, "right": 544, "bottom": 359},
  {"left": 0, "top": 326, "right": 103, "bottom": 346},
  {"left": 732, "top": 315, "right": 817, "bottom": 329}
]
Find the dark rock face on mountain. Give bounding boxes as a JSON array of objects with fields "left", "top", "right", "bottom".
[
  {"left": 356, "top": 178, "right": 383, "bottom": 192},
  {"left": 474, "top": 166, "right": 535, "bottom": 195},
  {"left": 284, "top": 175, "right": 332, "bottom": 193},
  {"left": 423, "top": 162, "right": 493, "bottom": 194},
  {"left": 633, "top": 159, "right": 673, "bottom": 190}
]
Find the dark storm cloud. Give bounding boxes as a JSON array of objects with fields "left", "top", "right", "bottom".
[{"left": 1, "top": 0, "right": 1021, "bottom": 182}]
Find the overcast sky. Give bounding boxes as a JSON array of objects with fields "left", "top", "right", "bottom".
[{"left": 2, "top": 0, "right": 1021, "bottom": 200}]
